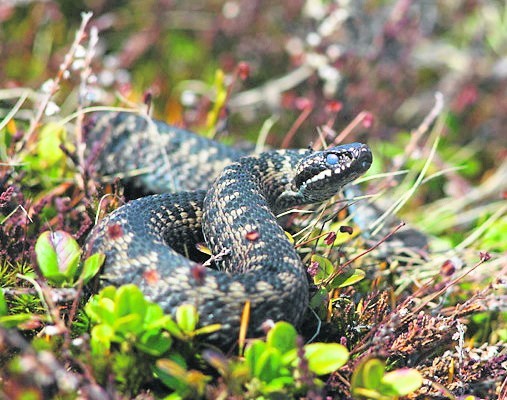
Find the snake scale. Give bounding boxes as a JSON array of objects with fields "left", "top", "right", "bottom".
[{"left": 85, "top": 112, "right": 372, "bottom": 343}]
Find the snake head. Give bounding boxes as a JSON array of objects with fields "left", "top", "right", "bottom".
[{"left": 294, "top": 143, "right": 372, "bottom": 202}]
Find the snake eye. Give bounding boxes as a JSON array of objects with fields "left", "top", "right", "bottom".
[{"left": 326, "top": 153, "right": 339, "bottom": 165}]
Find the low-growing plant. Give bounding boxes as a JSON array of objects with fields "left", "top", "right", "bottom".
[
  {"left": 351, "top": 358, "right": 423, "bottom": 400},
  {"left": 0, "top": 289, "right": 41, "bottom": 329},
  {"left": 85, "top": 284, "right": 175, "bottom": 357},
  {"left": 88, "top": 290, "right": 352, "bottom": 398},
  {"left": 311, "top": 253, "right": 366, "bottom": 291},
  {"left": 85, "top": 284, "right": 221, "bottom": 395},
  {"left": 35, "top": 230, "right": 104, "bottom": 287},
  {"left": 188, "top": 321, "right": 350, "bottom": 398}
]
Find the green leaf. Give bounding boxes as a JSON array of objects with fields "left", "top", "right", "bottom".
[
  {"left": 245, "top": 341, "right": 284, "bottom": 382},
  {"left": 0, "top": 290, "right": 8, "bottom": 316},
  {"left": 35, "top": 230, "right": 81, "bottom": 286},
  {"left": 255, "top": 347, "right": 282, "bottom": 382},
  {"left": 86, "top": 297, "right": 116, "bottom": 325},
  {"left": 193, "top": 323, "right": 222, "bottom": 336},
  {"left": 329, "top": 268, "right": 366, "bottom": 289},
  {"left": 309, "top": 288, "right": 328, "bottom": 309},
  {"left": 0, "top": 314, "right": 35, "bottom": 328},
  {"left": 381, "top": 368, "right": 423, "bottom": 396},
  {"left": 155, "top": 353, "right": 188, "bottom": 392},
  {"left": 266, "top": 321, "right": 297, "bottom": 355},
  {"left": 90, "top": 324, "right": 114, "bottom": 355},
  {"left": 284, "top": 231, "right": 295, "bottom": 244},
  {"left": 352, "top": 387, "right": 386, "bottom": 399},
  {"left": 280, "top": 348, "right": 297, "bottom": 367},
  {"left": 245, "top": 340, "right": 267, "bottom": 377},
  {"left": 303, "top": 343, "right": 349, "bottom": 375},
  {"left": 35, "top": 232, "right": 59, "bottom": 280},
  {"left": 176, "top": 304, "right": 198, "bottom": 333},
  {"left": 114, "top": 314, "right": 143, "bottom": 335},
  {"left": 263, "top": 376, "right": 295, "bottom": 393},
  {"left": 309, "top": 288, "right": 329, "bottom": 319},
  {"left": 363, "top": 358, "right": 385, "bottom": 389},
  {"left": 155, "top": 359, "right": 189, "bottom": 393},
  {"left": 36, "top": 123, "right": 67, "bottom": 166},
  {"left": 137, "top": 330, "right": 172, "bottom": 356},
  {"left": 81, "top": 253, "right": 105, "bottom": 284},
  {"left": 311, "top": 254, "right": 334, "bottom": 285},
  {"left": 115, "top": 284, "right": 147, "bottom": 320},
  {"left": 155, "top": 355, "right": 211, "bottom": 398},
  {"left": 143, "top": 303, "right": 166, "bottom": 328},
  {"left": 99, "top": 285, "right": 117, "bottom": 300},
  {"left": 163, "top": 316, "right": 185, "bottom": 339},
  {"left": 351, "top": 358, "right": 386, "bottom": 395},
  {"left": 205, "top": 69, "right": 227, "bottom": 134},
  {"left": 312, "top": 252, "right": 365, "bottom": 289}
]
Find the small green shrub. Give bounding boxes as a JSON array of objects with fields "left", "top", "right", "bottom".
[
  {"left": 200, "top": 321, "right": 349, "bottom": 397},
  {"left": 351, "top": 358, "right": 423, "bottom": 399},
  {"left": 35, "top": 230, "right": 104, "bottom": 287}
]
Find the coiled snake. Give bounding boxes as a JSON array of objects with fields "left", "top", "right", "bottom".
[{"left": 85, "top": 112, "right": 372, "bottom": 343}]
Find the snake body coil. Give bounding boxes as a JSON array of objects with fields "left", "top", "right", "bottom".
[{"left": 85, "top": 112, "right": 372, "bottom": 343}]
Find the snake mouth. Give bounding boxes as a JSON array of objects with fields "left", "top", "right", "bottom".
[{"left": 295, "top": 143, "right": 372, "bottom": 201}]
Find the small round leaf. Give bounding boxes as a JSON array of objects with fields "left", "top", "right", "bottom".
[
  {"left": 35, "top": 230, "right": 81, "bottom": 286},
  {"left": 176, "top": 304, "right": 199, "bottom": 332},
  {"left": 266, "top": 321, "right": 297, "bottom": 354},
  {"left": 381, "top": 368, "right": 423, "bottom": 395},
  {"left": 304, "top": 342, "right": 349, "bottom": 375}
]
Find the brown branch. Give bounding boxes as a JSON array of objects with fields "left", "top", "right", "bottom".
[
  {"left": 323, "top": 221, "right": 406, "bottom": 286},
  {"left": 19, "top": 12, "right": 94, "bottom": 153}
]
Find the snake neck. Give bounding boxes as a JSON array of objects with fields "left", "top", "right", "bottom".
[
  {"left": 252, "top": 149, "right": 312, "bottom": 213},
  {"left": 202, "top": 149, "right": 309, "bottom": 275}
]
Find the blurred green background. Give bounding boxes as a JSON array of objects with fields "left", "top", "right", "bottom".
[
  {"left": 0, "top": 3, "right": 505, "bottom": 398},
  {"left": 1, "top": 1, "right": 506, "bottom": 153}
]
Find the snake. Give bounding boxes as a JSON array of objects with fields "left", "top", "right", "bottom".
[{"left": 84, "top": 112, "right": 372, "bottom": 344}]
